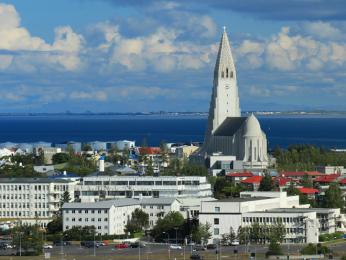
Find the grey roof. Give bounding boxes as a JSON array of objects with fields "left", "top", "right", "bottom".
[
  {"left": 206, "top": 197, "right": 271, "bottom": 203},
  {"left": 139, "top": 198, "right": 178, "bottom": 205},
  {"left": 0, "top": 178, "right": 74, "bottom": 184},
  {"left": 259, "top": 208, "right": 339, "bottom": 214},
  {"left": 62, "top": 199, "right": 140, "bottom": 209},
  {"left": 213, "top": 117, "right": 247, "bottom": 136},
  {"left": 117, "top": 166, "right": 137, "bottom": 174}
]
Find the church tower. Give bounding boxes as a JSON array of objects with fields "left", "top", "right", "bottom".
[{"left": 205, "top": 27, "right": 240, "bottom": 140}]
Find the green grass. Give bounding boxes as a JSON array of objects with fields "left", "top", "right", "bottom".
[{"left": 53, "top": 163, "right": 69, "bottom": 170}]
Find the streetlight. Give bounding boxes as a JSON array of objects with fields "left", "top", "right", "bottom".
[
  {"left": 163, "top": 232, "right": 170, "bottom": 260},
  {"left": 93, "top": 228, "right": 96, "bottom": 257},
  {"left": 174, "top": 227, "right": 178, "bottom": 245}
]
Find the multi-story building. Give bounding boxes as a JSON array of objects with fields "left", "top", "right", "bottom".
[
  {"left": 199, "top": 191, "right": 344, "bottom": 244},
  {"left": 62, "top": 198, "right": 181, "bottom": 234},
  {"left": 62, "top": 199, "right": 140, "bottom": 235},
  {"left": 0, "top": 178, "right": 79, "bottom": 226},
  {"left": 75, "top": 176, "right": 212, "bottom": 202},
  {"left": 140, "top": 198, "right": 180, "bottom": 227}
]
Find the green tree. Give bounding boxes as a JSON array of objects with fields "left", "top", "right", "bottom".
[
  {"left": 125, "top": 209, "right": 149, "bottom": 234},
  {"left": 221, "top": 227, "right": 237, "bottom": 245},
  {"left": 237, "top": 226, "right": 250, "bottom": 245},
  {"left": 82, "top": 143, "right": 92, "bottom": 152},
  {"left": 301, "top": 174, "right": 313, "bottom": 188},
  {"left": 258, "top": 173, "right": 274, "bottom": 191},
  {"left": 191, "top": 223, "right": 212, "bottom": 245},
  {"left": 66, "top": 144, "right": 75, "bottom": 156},
  {"left": 324, "top": 183, "right": 343, "bottom": 209},
  {"left": 146, "top": 159, "right": 154, "bottom": 176},
  {"left": 12, "top": 224, "right": 43, "bottom": 255},
  {"left": 266, "top": 240, "right": 283, "bottom": 256},
  {"left": 301, "top": 243, "right": 330, "bottom": 255},
  {"left": 52, "top": 153, "right": 70, "bottom": 164},
  {"left": 151, "top": 212, "right": 185, "bottom": 241}
]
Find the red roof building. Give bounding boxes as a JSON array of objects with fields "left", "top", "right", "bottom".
[
  {"left": 281, "top": 171, "right": 323, "bottom": 178},
  {"left": 339, "top": 178, "right": 346, "bottom": 185},
  {"left": 298, "top": 187, "right": 319, "bottom": 194},
  {"left": 275, "top": 177, "right": 292, "bottom": 187},
  {"left": 241, "top": 176, "right": 263, "bottom": 184},
  {"left": 314, "top": 174, "right": 339, "bottom": 184},
  {"left": 138, "top": 147, "right": 161, "bottom": 155},
  {"left": 226, "top": 172, "right": 253, "bottom": 178}
]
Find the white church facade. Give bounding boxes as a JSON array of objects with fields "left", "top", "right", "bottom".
[{"left": 197, "top": 28, "right": 268, "bottom": 170}]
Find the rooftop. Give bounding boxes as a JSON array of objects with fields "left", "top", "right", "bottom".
[
  {"left": 0, "top": 178, "right": 75, "bottom": 184},
  {"left": 206, "top": 197, "right": 271, "bottom": 203},
  {"left": 62, "top": 199, "right": 140, "bottom": 209}
]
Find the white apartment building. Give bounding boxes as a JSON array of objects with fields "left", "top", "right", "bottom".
[
  {"left": 199, "top": 191, "right": 342, "bottom": 244},
  {"left": 140, "top": 198, "right": 181, "bottom": 227},
  {"left": 0, "top": 178, "right": 79, "bottom": 226},
  {"left": 62, "top": 199, "right": 140, "bottom": 235},
  {"left": 75, "top": 176, "right": 212, "bottom": 202},
  {"left": 62, "top": 198, "right": 182, "bottom": 234}
]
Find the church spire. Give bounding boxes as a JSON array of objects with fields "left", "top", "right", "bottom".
[
  {"left": 205, "top": 27, "right": 240, "bottom": 139},
  {"left": 214, "top": 26, "right": 236, "bottom": 80}
]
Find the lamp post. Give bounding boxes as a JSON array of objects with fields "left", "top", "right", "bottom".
[
  {"left": 174, "top": 227, "right": 178, "bottom": 245},
  {"left": 93, "top": 229, "right": 96, "bottom": 257},
  {"left": 163, "top": 232, "right": 170, "bottom": 260}
]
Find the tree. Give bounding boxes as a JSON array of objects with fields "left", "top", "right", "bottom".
[
  {"left": 221, "top": 227, "right": 237, "bottom": 245},
  {"left": 301, "top": 243, "right": 330, "bottom": 255},
  {"left": 12, "top": 224, "right": 43, "bottom": 255},
  {"left": 324, "top": 183, "right": 343, "bottom": 209},
  {"left": 151, "top": 212, "right": 185, "bottom": 241},
  {"left": 146, "top": 159, "right": 154, "bottom": 176},
  {"left": 46, "top": 217, "right": 62, "bottom": 234},
  {"left": 237, "top": 226, "right": 250, "bottom": 245},
  {"left": 258, "top": 173, "right": 274, "bottom": 191},
  {"left": 52, "top": 153, "right": 70, "bottom": 164},
  {"left": 286, "top": 182, "right": 300, "bottom": 196},
  {"left": 191, "top": 223, "right": 212, "bottom": 245},
  {"left": 266, "top": 240, "right": 283, "bottom": 256},
  {"left": 301, "top": 174, "right": 313, "bottom": 188},
  {"left": 125, "top": 209, "right": 149, "bottom": 234},
  {"left": 82, "top": 143, "right": 92, "bottom": 152},
  {"left": 60, "top": 191, "right": 71, "bottom": 207}
]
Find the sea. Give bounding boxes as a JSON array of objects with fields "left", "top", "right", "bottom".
[{"left": 0, "top": 115, "right": 346, "bottom": 149}]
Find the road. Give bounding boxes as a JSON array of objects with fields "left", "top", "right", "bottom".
[{"left": 0, "top": 242, "right": 344, "bottom": 259}]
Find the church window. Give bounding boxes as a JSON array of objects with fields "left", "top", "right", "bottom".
[
  {"left": 226, "top": 68, "right": 229, "bottom": 77},
  {"left": 230, "top": 71, "right": 233, "bottom": 78},
  {"left": 221, "top": 71, "right": 224, "bottom": 78}
]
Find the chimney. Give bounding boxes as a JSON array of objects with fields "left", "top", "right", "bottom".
[{"left": 99, "top": 156, "right": 105, "bottom": 172}]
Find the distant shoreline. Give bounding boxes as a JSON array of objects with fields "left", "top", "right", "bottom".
[{"left": 0, "top": 111, "right": 346, "bottom": 118}]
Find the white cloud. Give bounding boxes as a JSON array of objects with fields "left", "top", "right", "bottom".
[
  {"left": 249, "top": 85, "right": 298, "bottom": 97},
  {"left": 236, "top": 26, "right": 346, "bottom": 72},
  {"left": 0, "top": 3, "right": 84, "bottom": 71},
  {"left": 303, "top": 22, "right": 343, "bottom": 40},
  {"left": 70, "top": 91, "right": 108, "bottom": 101}
]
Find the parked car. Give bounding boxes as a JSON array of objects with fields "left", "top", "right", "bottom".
[
  {"left": 130, "top": 242, "right": 146, "bottom": 248},
  {"left": 80, "top": 241, "right": 98, "bottom": 248},
  {"left": 230, "top": 241, "right": 240, "bottom": 246},
  {"left": 170, "top": 244, "right": 182, "bottom": 250},
  {"left": 193, "top": 245, "right": 206, "bottom": 251},
  {"left": 207, "top": 244, "right": 217, "bottom": 250},
  {"left": 115, "top": 243, "right": 129, "bottom": 249},
  {"left": 43, "top": 244, "right": 53, "bottom": 249},
  {"left": 190, "top": 254, "right": 203, "bottom": 260}
]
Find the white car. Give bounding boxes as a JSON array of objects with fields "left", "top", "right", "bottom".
[
  {"left": 43, "top": 244, "right": 53, "bottom": 249},
  {"left": 170, "top": 244, "right": 182, "bottom": 250}
]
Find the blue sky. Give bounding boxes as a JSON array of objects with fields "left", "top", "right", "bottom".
[{"left": 0, "top": 0, "right": 346, "bottom": 112}]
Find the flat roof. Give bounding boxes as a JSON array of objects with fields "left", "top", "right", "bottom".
[
  {"left": 63, "top": 199, "right": 140, "bottom": 209},
  {"left": 0, "top": 178, "right": 75, "bottom": 184},
  {"left": 205, "top": 197, "right": 271, "bottom": 203},
  {"left": 248, "top": 208, "right": 338, "bottom": 214}
]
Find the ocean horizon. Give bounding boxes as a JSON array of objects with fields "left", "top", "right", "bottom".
[{"left": 0, "top": 114, "right": 345, "bottom": 149}]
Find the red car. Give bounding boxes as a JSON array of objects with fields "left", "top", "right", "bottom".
[{"left": 115, "top": 243, "right": 129, "bottom": 249}]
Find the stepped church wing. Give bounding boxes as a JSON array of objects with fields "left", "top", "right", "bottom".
[{"left": 197, "top": 28, "right": 268, "bottom": 170}]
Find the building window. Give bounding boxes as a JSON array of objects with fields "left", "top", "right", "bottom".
[
  {"left": 214, "top": 218, "right": 219, "bottom": 225},
  {"left": 214, "top": 228, "right": 219, "bottom": 235},
  {"left": 214, "top": 207, "right": 220, "bottom": 213}
]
